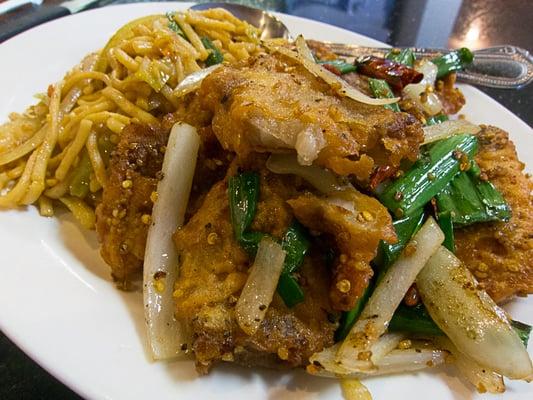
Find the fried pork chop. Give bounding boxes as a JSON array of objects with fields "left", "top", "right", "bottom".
[
  {"left": 95, "top": 123, "right": 169, "bottom": 288},
  {"left": 199, "top": 53, "right": 424, "bottom": 181},
  {"left": 173, "top": 167, "right": 394, "bottom": 372},
  {"left": 455, "top": 126, "right": 533, "bottom": 303}
]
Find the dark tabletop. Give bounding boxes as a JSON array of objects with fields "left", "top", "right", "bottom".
[{"left": 1, "top": 0, "right": 532, "bottom": 399}]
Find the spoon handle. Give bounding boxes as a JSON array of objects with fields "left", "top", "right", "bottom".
[{"left": 316, "top": 43, "right": 533, "bottom": 89}]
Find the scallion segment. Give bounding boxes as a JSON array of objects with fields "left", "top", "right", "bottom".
[
  {"left": 385, "top": 48, "right": 415, "bottom": 67},
  {"left": 378, "top": 134, "right": 478, "bottom": 217},
  {"left": 437, "top": 211, "right": 455, "bottom": 252},
  {"left": 334, "top": 283, "right": 374, "bottom": 341},
  {"left": 436, "top": 164, "right": 511, "bottom": 226},
  {"left": 318, "top": 59, "right": 357, "bottom": 74},
  {"left": 368, "top": 78, "right": 401, "bottom": 112},
  {"left": 201, "top": 37, "right": 224, "bottom": 66},
  {"left": 426, "top": 114, "right": 449, "bottom": 126},
  {"left": 432, "top": 47, "right": 474, "bottom": 79}
]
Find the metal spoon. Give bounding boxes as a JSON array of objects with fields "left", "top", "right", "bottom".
[{"left": 190, "top": 2, "right": 533, "bottom": 89}]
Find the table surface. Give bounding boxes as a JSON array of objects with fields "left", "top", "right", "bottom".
[{"left": 1, "top": 0, "right": 532, "bottom": 399}]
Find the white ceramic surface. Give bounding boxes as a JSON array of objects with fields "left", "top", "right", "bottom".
[{"left": 0, "top": 3, "right": 531, "bottom": 400}]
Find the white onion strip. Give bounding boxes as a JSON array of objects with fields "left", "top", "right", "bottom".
[
  {"left": 436, "top": 337, "right": 505, "bottom": 393},
  {"left": 295, "top": 34, "right": 315, "bottom": 62},
  {"left": 309, "top": 342, "right": 447, "bottom": 378},
  {"left": 235, "top": 237, "right": 286, "bottom": 336},
  {"left": 266, "top": 43, "right": 399, "bottom": 106},
  {"left": 143, "top": 122, "right": 200, "bottom": 360},
  {"left": 266, "top": 153, "right": 342, "bottom": 193},
  {"left": 173, "top": 64, "right": 221, "bottom": 98},
  {"left": 423, "top": 119, "right": 481, "bottom": 144},
  {"left": 335, "top": 217, "right": 444, "bottom": 370},
  {"left": 417, "top": 246, "right": 533, "bottom": 379}
]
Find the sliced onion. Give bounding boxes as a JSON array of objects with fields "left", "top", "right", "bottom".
[
  {"left": 266, "top": 153, "right": 342, "bottom": 193},
  {"left": 173, "top": 64, "right": 221, "bottom": 98},
  {"left": 266, "top": 44, "right": 399, "bottom": 106},
  {"left": 235, "top": 237, "right": 286, "bottom": 336},
  {"left": 417, "top": 246, "right": 533, "bottom": 379},
  {"left": 336, "top": 217, "right": 444, "bottom": 370},
  {"left": 295, "top": 34, "right": 315, "bottom": 62},
  {"left": 423, "top": 119, "right": 481, "bottom": 144},
  {"left": 309, "top": 342, "right": 447, "bottom": 378},
  {"left": 403, "top": 60, "right": 443, "bottom": 116},
  {"left": 436, "top": 337, "right": 505, "bottom": 393},
  {"left": 143, "top": 122, "right": 200, "bottom": 360}
]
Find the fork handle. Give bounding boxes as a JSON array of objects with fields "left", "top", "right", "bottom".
[{"left": 319, "top": 43, "right": 533, "bottom": 89}]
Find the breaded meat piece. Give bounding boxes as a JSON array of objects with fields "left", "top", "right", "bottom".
[
  {"left": 199, "top": 53, "right": 423, "bottom": 181},
  {"left": 455, "top": 126, "right": 533, "bottom": 303},
  {"left": 288, "top": 190, "right": 396, "bottom": 311},
  {"left": 95, "top": 123, "right": 169, "bottom": 288},
  {"left": 173, "top": 174, "right": 336, "bottom": 373}
]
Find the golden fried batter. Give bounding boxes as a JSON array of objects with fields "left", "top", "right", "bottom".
[
  {"left": 199, "top": 53, "right": 423, "bottom": 181},
  {"left": 455, "top": 126, "right": 533, "bottom": 303},
  {"left": 288, "top": 190, "right": 396, "bottom": 311}
]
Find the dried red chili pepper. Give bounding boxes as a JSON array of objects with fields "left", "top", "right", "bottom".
[
  {"left": 357, "top": 56, "right": 423, "bottom": 91},
  {"left": 322, "top": 63, "right": 342, "bottom": 76},
  {"left": 369, "top": 165, "right": 399, "bottom": 190}
]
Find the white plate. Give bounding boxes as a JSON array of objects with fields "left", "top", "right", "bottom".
[{"left": 0, "top": 3, "right": 532, "bottom": 400}]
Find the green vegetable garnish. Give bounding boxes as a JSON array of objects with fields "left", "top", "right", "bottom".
[
  {"left": 385, "top": 48, "right": 415, "bottom": 67},
  {"left": 201, "top": 37, "right": 224, "bottom": 66},
  {"left": 368, "top": 78, "right": 400, "bottom": 112},
  {"left": 432, "top": 47, "right": 474, "bottom": 79},
  {"left": 378, "top": 134, "right": 478, "bottom": 217}
]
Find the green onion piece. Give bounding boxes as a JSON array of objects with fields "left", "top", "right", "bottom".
[
  {"left": 385, "top": 48, "right": 415, "bottom": 67},
  {"left": 201, "top": 37, "right": 224, "bottom": 66},
  {"left": 69, "top": 151, "right": 91, "bottom": 198},
  {"left": 436, "top": 166, "right": 511, "bottom": 226},
  {"left": 378, "top": 134, "right": 478, "bottom": 217},
  {"left": 437, "top": 211, "right": 455, "bottom": 252},
  {"left": 389, "top": 303, "right": 443, "bottom": 336},
  {"left": 281, "top": 221, "right": 310, "bottom": 273},
  {"left": 334, "top": 283, "right": 374, "bottom": 341},
  {"left": 277, "top": 221, "right": 310, "bottom": 308},
  {"left": 278, "top": 273, "right": 305, "bottom": 308},
  {"left": 432, "top": 47, "right": 474, "bottom": 79},
  {"left": 389, "top": 303, "right": 531, "bottom": 348},
  {"left": 375, "top": 211, "right": 425, "bottom": 271},
  {"left": 426, "top": 114, "right": 449, "bottom": 126},
  {"left": 166, "top": 12, "right": 187, "bottom": 39},
  {"left": 228, "top": 172, "right": 260, "bottom": 241},
  {"left": 318, "top": 59, "right": 357, "bottom": 74},
  {"left": 512, "top": 320, "right": 533, "bottom": 348},
  {"left": 368, "top": 78, "right": 401, "bottom": 112}
]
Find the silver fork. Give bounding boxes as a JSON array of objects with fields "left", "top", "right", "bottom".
[{"left": 316, "top": 43, "right": 533, "bottom": 90}]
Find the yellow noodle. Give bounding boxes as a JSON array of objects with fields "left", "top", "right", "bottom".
[
  {"left": 55, "top": 119, "right": 93, "bottom": 181},
  {"left": 89, "top": 173, "right": 102, "bottom": 193},
  {"left": 106, "top": 117, "right": 126, "bottom": 134},
  {"left": 175, "top": 57, "right": 185, "bottom": 83},
  {"left": 186, "top": 12, "right": 236, "bottom": 32},
  {"left": 101, "top": 86, "right": 158, "bottom": 125},
  {"left": 0, "top": 151, "right": 38, "bottom": 206},
  {"left": 59, "top": 100, "right": 114, "bottom": 145},
  {"left": 45, "top": 176, "right": 70, "bottom": 199},
  {"left": 21, "top": 81, "right": 64, "bottom": 205},
  {"left": 0, "top": 124, "right": 47, "bottom": 166},
  {"left": 62, "top": 71, "right": 112, "bottom": 94},
  {"left": 174, "top": 14, "right": 208, "bottom": 60},
  {"left": 38, "top": 195, "right": 54, "bottom": 217},
  {"left": 86, "top": 131, "right": 107, "bottom": 188},
  {"left": 113, "top": 48, "right": 140, "bottom": 72},
  {"left": 59, "top": 196, "right": 95, "bottom": 229}
]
